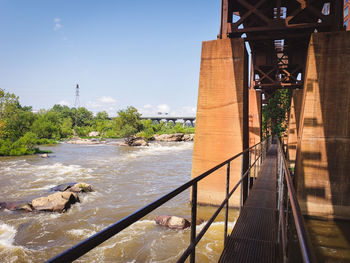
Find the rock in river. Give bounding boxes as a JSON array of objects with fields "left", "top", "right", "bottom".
[
  {"left": 153, "top": 133, "right": 184, "bottom": 142},
  {"left": 50, "top": 182, "right": 93, "bottom": 193},
  {"left": 182, "top": 134, "right": 194, "bottom": 142},
  {"left": 50, "top": 182, "right": 77, "bottom": 192},
  {"left": 1, "top": 182, "right": 93, "bottom": 213},
  {"left": 123, "top": 136, "right": 149, "bottom": 146},
  {"left": 31, "top": 192, "right": 80, "bottom": 212},
  {"left": 0, "top": 201, "right": 33, "bottom": 212},
  {"left": 154, "top": 215, "right": 191, "bottom": 229},
  {"left": 67, "top": 182, "right": 94, "bottom": 193}
]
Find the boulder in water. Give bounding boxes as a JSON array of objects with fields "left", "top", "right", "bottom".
[
  {"left": 1, "top": 182, "right": 92, "bottom": 213},
  {"left": 50, "top": 182, "right": 77, "bottom": 192},
  {"left": 50, "top": 182, "right": 93, "bottom": 193},
  {"left": 67, "top": 182, "right": 93, "bottom": 193},
  {"left": 182, "top": 134, "right": 194, "bottom": 142},
  {"left": 31, "top": 192, "right": 80, "bottom": 212},
  {"left": 154, "top": 215, "right": 191, "bottom": 229},
  {"left": 0, "top": 201, "right": 33, "bottom": 212},
  {"left": 153, "top": 133, "right": 184, "bottom": 142},
  {"left": 124, "top": 136, "right": 148, "bottom": 146}
]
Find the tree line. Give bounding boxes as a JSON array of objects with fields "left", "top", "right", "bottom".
[{"left": 0, "top": 89, "right": 194, "bottom": 156}]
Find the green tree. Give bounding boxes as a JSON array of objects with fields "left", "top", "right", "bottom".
[
  {"left": 2, "top": 107, "right": 35, "bottom": 141},
  {"left": 74, "top": 107, "right": 93, "bottom": 126},
  {"left": 95, "top": 111, "right": 109, "bottom": 120},
  {"left": 10, "top": 132, "right": 38, "bottom": 155},
  {"left": 115, "top": 106, "right": 142, "bottom": 137},
  {"left": 0, "top": 89, "right": 35, "bottom": 141},
  {"left": 60, "top": 117, "right": 74, "bottom": 138},
  {"left": 51, "top": 104, "right": 75, "bottom": 120},
  {"left": 262, "top": 89, "right": 291, "bottom": 139},
  {"left": 31, "top": 111, "right": 61, "bottom": 139}
]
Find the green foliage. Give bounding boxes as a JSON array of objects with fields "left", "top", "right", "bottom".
[
  {"left": 51, "top": 104, "right": 75, "bottom": 120},
  {"left": 0, "top": 139, "right": 12, "bottom": 156},
  {"left": 0, "top": 88, "right": 196, "bottom": 156},
  {"left": 31, "top": 110, "right": 61, "bottom": 140},
  {"left": 0, "top": 89, "right": 35, "bottom": 141},
  {"left": 115, "top": 106, "right": 142, "bottom": 137},
  {"left": 75, "top": 107, "right": 93, "bottom": 126},
  {"left": 75, "top": 125, "right": 93, "bottom": 137},
  {"left": 3, "top": 108, "right": 35, "bottom": 140},
  {"left": 0, "top": 132, "right": 38, "bottom": 156},
  {"left": 60, "top": 117, "right": 74, "bottom": 138},
  {"left": 95, "top": 111, "right": 109, "bottom": 120},
  {"left": 262, "top": 89, "right": 292, "bottom": 139}
]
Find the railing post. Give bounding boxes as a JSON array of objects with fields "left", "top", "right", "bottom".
[
  {"left": 277, "top": 148, "right": 285, "bottom": 252},
  {"left": 258, "top": 143, "right": 261, "bottom": 175},
  {"left": 240, "top": 156, "right": 243, "bottom": 210},
  {"left": 242, "top": 150, "right": 249, "bottom": 204},
  {"left": 190, "top": 183, "right": 197, "bottom": 263},
  {"left": 253, "top": 145, "right": 257, "bottom": 182},
  {"left": 277, "top": 149, "right": 282, "bottom": 241},
  {"left": 247, "top": 149, "right": 252, "bottom": 190},
  {"left": 224, "top": 162, "right": 230, "bottom": 245}
]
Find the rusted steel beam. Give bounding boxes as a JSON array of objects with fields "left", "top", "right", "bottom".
[
  {"left": 218, "top": 0, "right": 343, "bottom": 95},
  {"left": 255, "top": 83, "right": 302, "bottom": 88},
  {"left": 219, "top": 0, "right": 229, "bottom": 38},
  {"left": 333, "top": 0, "right": 344, "bottom": 31},
  {"left": 229, "top": 22, "right": 328, "bottom": 35}
]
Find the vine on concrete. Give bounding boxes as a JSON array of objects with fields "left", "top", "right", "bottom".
[{"left": 262, "top": 89, "right": 292, "bottom": 139}]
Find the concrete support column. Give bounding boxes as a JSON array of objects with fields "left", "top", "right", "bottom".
[
  {"left": 191, "top": 38, "right": 248, "bottom": 207},
  {"left": 249, "top": 89, "right": 262, "bottom": 147},
  {"left": 295, "top": 32, "right": 350, "bottom": 219},
  {"left": 287, "top": 89, "right": 303, "bottom": 169}
]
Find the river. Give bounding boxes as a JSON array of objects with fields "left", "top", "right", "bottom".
[
  {"left": 1, "top": 141, "right": 350, "bottom": 263},
  {"left": 0, "top": 141, "right": 238, "bottom": 262}
]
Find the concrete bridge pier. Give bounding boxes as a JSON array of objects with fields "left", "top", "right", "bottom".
[
  {"left": 295, "top": 31, "right": 350, "bottom": 220},
  {"left": 249, "top": 89, "right": 261, "bottom": 147},
  {"left": 287, "top": 89, "right": 303, "bottom": 169},
  {"left": 191, "top": 38, "right": 249, "bottom": 207}
]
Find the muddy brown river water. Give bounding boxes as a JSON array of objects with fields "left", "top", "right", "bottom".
[
  {"left": 0, "top": 140, "right": 349, "bottom": 262},
  {"left": 0, "top": 141, "right": 238, "bottom": 262}
]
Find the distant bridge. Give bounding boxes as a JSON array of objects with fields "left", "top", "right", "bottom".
[{"left": 140, "top": 116, "right": 196, "bottom": 126}]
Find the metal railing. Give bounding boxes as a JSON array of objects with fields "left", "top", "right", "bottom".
[
  {"left": 276, "top": 138, "right": 316, "bottom": 263},
  {"left": 46, "top": 137, "right": 271, "bottom": 263}
]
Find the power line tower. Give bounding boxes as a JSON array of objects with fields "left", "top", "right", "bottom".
[{"left": 74, "top": 84, "right": 80, "bottom": 127}]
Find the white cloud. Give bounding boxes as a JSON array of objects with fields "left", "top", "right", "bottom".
[
  {"left": 86, "top": 96, "right": 117, "bottom": 116},
  {"left": 143, "top": 104, "right": 152, "bottom": 109},
  {"left": 53, "top": 18, "right": 62, "bottom": 31},
  {"left": 58, "top": 100, "right": 70, "bottom": 106},
  {"left": 156, "top": 104, "right": 170, "bottom": 114},
  {"left": 98, "top": 96, "right": 116, "bottom": 104},
  {"left": 170, "top": 106, "right": 196, "bottom": 116}
]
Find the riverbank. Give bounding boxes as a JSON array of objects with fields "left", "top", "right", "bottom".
[{"left": 64, "top": 133, "right": 195, "bottom": 146}]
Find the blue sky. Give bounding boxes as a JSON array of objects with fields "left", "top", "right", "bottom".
[{"left": 0, "top": 0, "right": 221, "bottom": 116}]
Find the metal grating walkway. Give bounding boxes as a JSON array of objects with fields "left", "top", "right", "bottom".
[{"left": 219, "top": 144, "right": 278, "bottom": 263}]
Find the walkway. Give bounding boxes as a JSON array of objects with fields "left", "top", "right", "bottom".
[{"left": 219, "top": 144, "right": 279, "bottom": 263}]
